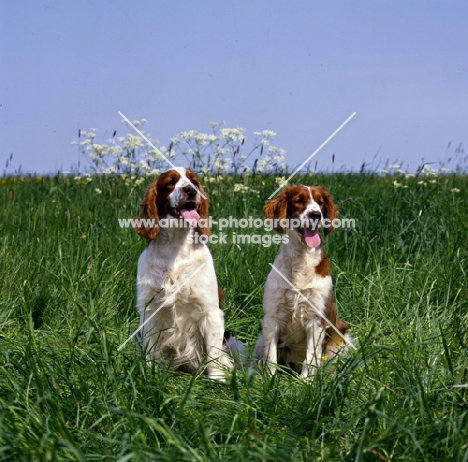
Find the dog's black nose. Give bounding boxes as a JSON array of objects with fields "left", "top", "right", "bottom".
[
  {"left": 308, "top": 211, "right": 322, "bottom": 220},
  {"left": 183, "top": 185, "right": 197, "bottom": 198}
]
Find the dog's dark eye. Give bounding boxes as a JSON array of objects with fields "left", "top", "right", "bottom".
[
  {"left": 190, "top": 179, "right": 198, "bottom": 186},
  {"left": 167, "top": 179, "right": 176, "bottom": 186}
]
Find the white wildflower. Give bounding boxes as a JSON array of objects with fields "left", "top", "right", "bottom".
[
  {"left": 126, "top": 135, "right": 144, "bottom": 148},
  {"left": 180, "top": 130, "right": 196, "bottom": 140},
  {"left": 212, "top": 159, "right": 223, "bottom": 170},
  {"left": 451, "top": 188, "right": 460, "bottom": 193},
  {"left": 258, "top": 156, "right": 272, "bottom": 168},
  {"left": 139, "top": 160, "right": 150, "bottom": 171},
  {"left": 221, "top": 127, "right": 244, "bottom": 141},
  {"left": 421, "top": 165, "right": 437, "bottom": 176},
  {"left": 233, "top": 184, "right": 250, "bottom": 193},
  {"left": 275, "top": 177, "right": 287, "bottom": 188},
  {"left": 262, "top": 130, "right": 276, "bottom": 140},
  {"left": 268, "top": 145, "right": 284, "bottom": 155}
]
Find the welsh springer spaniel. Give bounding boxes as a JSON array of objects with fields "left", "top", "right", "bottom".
[
  {"left": 134, "top": 167, "right": 236, "bottom": 380},
  {"left": 254, "top": 185, "right": 352, "bottom": 378}
]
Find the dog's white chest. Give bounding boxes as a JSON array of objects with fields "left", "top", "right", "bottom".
[{"left": 278, "top": 273, "right": 332, "bottom": 323}]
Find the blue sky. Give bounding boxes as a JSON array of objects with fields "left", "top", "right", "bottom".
[{"left": 1, "top": 1, "right": 467, "bottom": 174}]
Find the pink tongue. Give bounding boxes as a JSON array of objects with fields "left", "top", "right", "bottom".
[
  {"left": 180, "top": 209, "right": 200, "bottom": 227},
  {"left": 304, "top": 229, "right": 321, "bottom": 248}
]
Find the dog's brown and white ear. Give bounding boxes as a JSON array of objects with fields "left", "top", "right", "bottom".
[
  {"left": 135, "top": 182, "right": 160, "bottom": 240},
  {"left": 196, "top": 183, "right": 211, "bottom": 237},
  {"left": 315, "top": 186, "right": 338, "bottom": 235},
  {"left": 263, "top": 191, "right": 288, "bottom": 233}
]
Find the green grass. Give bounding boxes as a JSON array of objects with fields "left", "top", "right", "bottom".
[{"left": 1, "top": 172, "right": 467, "bottom": 461}]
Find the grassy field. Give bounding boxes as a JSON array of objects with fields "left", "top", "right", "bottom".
[{"left": 1, "top": 171, "right": 467, "bottom": 461}]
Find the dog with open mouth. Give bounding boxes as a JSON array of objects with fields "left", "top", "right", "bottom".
[
  {"left": 254, "top": 185, "right": 352, "bottom": 378},
  {"left": 134, "top": 167, "right": 240, "bottom": 380}
]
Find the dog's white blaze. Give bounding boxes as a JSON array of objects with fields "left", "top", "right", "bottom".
[
  {"left": 306, "top": 187, "right": 322, "bottom": 214},
  {"left": 169, "top": 167, "right": 197, "bottom": 208}
]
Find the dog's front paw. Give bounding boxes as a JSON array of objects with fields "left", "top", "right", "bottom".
[
  {"left": 207, "top": 368, "right": 228, "bottom": 382},
  {"left": 300, "top": 362, "right": 318, "bottom": 381},
  {"left": 267, "top": 362, "right": 278, "bottom": 375},
  {"left": 207, "top": 355, "right": 234, "bottom": 381}
]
